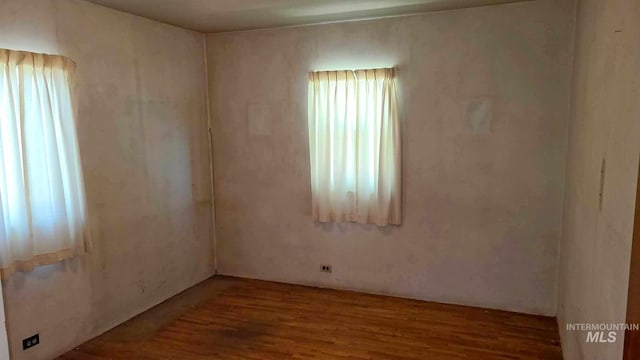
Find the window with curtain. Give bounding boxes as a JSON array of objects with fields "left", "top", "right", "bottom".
[
  {"left": 307, "top": 68, "right": 401, "bottom": 226},
  {"left": 0, "top": 49, "right": 89, "bottom": 278}
]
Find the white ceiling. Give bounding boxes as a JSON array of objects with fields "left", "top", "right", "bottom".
[{"left": 84, "top": 0, "right": 532, "bottom": 33}]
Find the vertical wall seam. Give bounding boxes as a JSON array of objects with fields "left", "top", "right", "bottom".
[
  {"left": 202, "top": 35, "right": 218, "bottom": 274},
  {"left": 555, "top": 0, "right": 581, "bottom": 321}
]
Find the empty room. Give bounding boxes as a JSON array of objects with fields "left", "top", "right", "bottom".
[{"left": 0, "top": 0, "right": 639, "bottom": 359}]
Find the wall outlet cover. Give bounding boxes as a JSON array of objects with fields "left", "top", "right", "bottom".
[{"left": 23, "top": 334, "right": 39, "bottom": 350}]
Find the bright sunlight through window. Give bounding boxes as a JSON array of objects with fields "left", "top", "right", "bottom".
[
  {"left": 0, "top": 49, "right": 89, "bottom": 278},
  {"left": 307, "top": 68, "right": 401, "bottom": 226}
]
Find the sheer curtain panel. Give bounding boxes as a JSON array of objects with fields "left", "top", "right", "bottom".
[
  {"left": 308, "top": 68, "right": 401, "bottom": 226},
  {"left": 0, "top": 49, "right": 89, "bottom": 278}
]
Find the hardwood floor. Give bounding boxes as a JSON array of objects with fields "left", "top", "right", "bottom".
[{"left": 58, "top": 276, "right": 562, "bottom": 359}]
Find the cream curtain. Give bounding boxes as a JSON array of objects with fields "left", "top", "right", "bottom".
[
  {"left": 0, "top": 49, "right": 89, "bottom": 278},
  {"left": 308, "top": 68, "right": 401, "bottom": 226}
]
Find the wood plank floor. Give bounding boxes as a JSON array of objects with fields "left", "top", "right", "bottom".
[{"left": 59, "top": 276, "right": 562, "bottom": 359}]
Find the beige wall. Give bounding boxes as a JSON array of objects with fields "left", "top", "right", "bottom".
[
  {"left": 0, "top": 0, "right": 214, "bottom": 359},
  {"left": 0, "top": 289, "right": 8, "bottom": 360},
  {"left": 557, "top": 0, "right": 640, "bottom": 359},
  {"left": 8, "top": 0, "right": 635, "bottom": 359},
  {"left": 207, "top": 0, "right": 575, "bottom": 316}
]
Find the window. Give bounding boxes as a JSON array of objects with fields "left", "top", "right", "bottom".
[
  {"left": 307, "top": 68, "right": 401, "bottom": 226},
  {"left": 0, "top": 49, "right": 89, "bottom": 278}
]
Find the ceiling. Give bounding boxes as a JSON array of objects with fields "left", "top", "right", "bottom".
[{"left": 84, "top": 0, "right": 532, "bottom": 33}]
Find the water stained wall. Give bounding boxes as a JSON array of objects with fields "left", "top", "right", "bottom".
[
  {"left": 207, "top": 0, "right": 575, "bottom": 317},
  {"left": 0, "top": 1, "right": 214, "bottom": 359},
  {"left": 557, "top": 0, "right": 640, "bottom": 359}
]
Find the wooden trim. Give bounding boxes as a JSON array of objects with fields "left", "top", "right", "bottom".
[{"left": 624, "top": 157, "right": 640, "bottom": 359}]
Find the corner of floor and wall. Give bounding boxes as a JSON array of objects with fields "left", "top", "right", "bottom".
[{"left": 0, "top": 0, "right": 639, "bottom": 360}]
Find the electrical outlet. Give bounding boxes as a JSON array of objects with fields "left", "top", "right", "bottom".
[
  {"left": 23, "top": 334, "right": 39, "bottom": 350},
  {"left": 320, "top": 265, "right": 332, "bottom": 273}
]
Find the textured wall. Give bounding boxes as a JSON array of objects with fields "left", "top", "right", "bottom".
[
  {"left": 557, "top": 0, "right": 640, "bottom": 359},
  {"left": 0, "top": 1, "right": 214, "bottom": 359},
  {"left": 207, "top": 0, "right": 575, "bottom": 316}
]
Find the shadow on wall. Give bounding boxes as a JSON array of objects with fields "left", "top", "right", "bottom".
[
  {"left": 4, "top": 258, "right": 87, "bottom": 291},
  {"left": 315, "top": 222, "right": 397, "bottom": 235}
]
